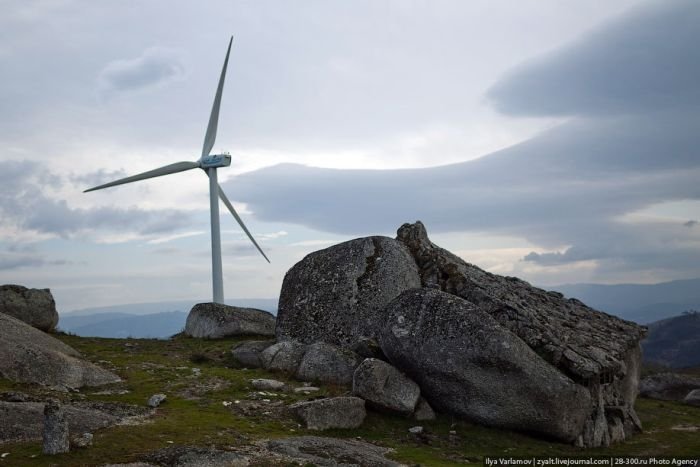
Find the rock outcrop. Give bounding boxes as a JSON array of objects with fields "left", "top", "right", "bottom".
[
  {"left": 43, "top": 401, "right": 69, "bottom": 454},
  {"left": 264, "top": 436, "right": 401, "bottom": 467},
  {"left": 395, "top": 221, "right": 646, "bottom": 446},
  {"left": 231, "top": 340, "right": 275, "bottom": 368},
  {"left": 380, "top": 288, "right": 591, "bottom": 442},
  {"left": 0, "top": 313, "right": 121, "bottom": 389},
  {"left": 184, "top": 302, "right": 275, "bottom": 338},
  {"left": 0, "top": 284, "right": 58, "bottom": 332},
  {"left": 276, "top": 236, "right": 420, "bottom": 347}
]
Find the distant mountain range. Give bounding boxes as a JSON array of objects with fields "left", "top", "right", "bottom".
[
  {"left": 642, "top": 311, "right": 700, "bottom": 369},
  {"left": 57, "top": 279, "right": 700, "bottom": 338},
  {"left": 550, "top": 278, "right": 700, "bottom": 324}
]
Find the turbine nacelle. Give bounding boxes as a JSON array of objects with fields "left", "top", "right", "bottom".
[{"left": 200, "top": 153, "right": 232, "bottom": 169}]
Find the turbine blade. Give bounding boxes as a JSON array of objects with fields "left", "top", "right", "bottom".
[
  {"left": 215, "top": 181, "right": 270, "bottom": 263},
  {"left": 84, "top": 161, "right": 200, "bottom": 193},
  {"left": 201, "top": 36, "right": 233, "bottom": 158}
]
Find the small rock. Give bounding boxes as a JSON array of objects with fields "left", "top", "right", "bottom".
[
  {"left": 1, "top": 453, "right": 9, "bottom": 458},
  {"left": 147, "top": 394, "right": 167, "bottom": 408},
  {"left": 684, "top": 389, "right": 700, "bottom": 407},
  {"left": 250, "top": 379, "right": 287, "bottom": 391},
  {"left": 290, "top": 397, "right": 366, "bottom": 430},
  {"left": 413, "top": 397, "right": 436, "bottom": 421},
  {"left": 260, "top": 340, "right": 307, "bottom": 373},
  {"left": 352, "top": 358, "right": 420, "bottom": 415},
  {"left": 293, "top": 386, "right": 320, "bottom": 394},
  {"left": 449, "top": 430, "right": 457, "bottom": 435},
  {"left": 231, "top": 340, "right": 275, "bottom": 368},
  {"left": 43, "top": 401, "right": 69, "bottom": 455},
  {"left": 296, "top": 341, "right": 362, "bottom": 386},
  {"left": 71, "top": 432, "right": 93, "bottom": 448},
  {"left": 408, "top": 426, "right": 424, "bottom": 434}
]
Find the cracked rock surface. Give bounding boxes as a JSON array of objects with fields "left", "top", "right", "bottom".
[{"left": 276, "top": 236, "right": 420, "bottom": 347}]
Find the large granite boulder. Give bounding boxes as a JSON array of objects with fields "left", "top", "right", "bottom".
[
  {"left": 0, "top": 313, "right": 121, "bottom": 388},
  {"left": 395, "top": 221, "right": 647, "bottom": 446},
  {"left": 296, "top": 342, "right": 362, "bottom": 386},
  {"left": 380, "top": 288, "right": 591, "bottom": 442},
  {"left": 0, "top": 284, "right": 58, "bottom": 332},
  {"left": 260, "top": 340, "right": 307, "bottom": 373},
  {"left": 184, "top": 302, "right": 275, "bottom": 338},
  {"left": 277, "top": 236, "right": 420, "bottom": 347}
]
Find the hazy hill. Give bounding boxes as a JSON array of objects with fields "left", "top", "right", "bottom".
[
  {"left": 58, "top": 311, "right": 188, "bottom": 339},
  {"left": 550, "top": 278, "right": 700, "bottom": 323},
  {"left": 64, "top": 298, "right": 278, "bottom": 317},
  {"left": 642, "top": 311, "right": 700, "bottom": 369}
]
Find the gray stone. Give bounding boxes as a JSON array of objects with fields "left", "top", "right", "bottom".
[
  {"left": 143, "top": 446, "right": 249, "bottom": 467},
  {"left": 293, "top": 386, "right": 320, "bottom": 394},
  {"left": 413, "top": 397, "right": 436, "bottom": 421},
  {"left": 0, "top": 313, "right": 121, "bottom": 388},
  {"left": 71, "top": 432, "right": 93, "bottom": 448},
  {"left": 0, "top": 401, "right": 150, "bottom": 445},
  {"left": 43, "top": 401, "right": 69, "bottom": 455},
  {"left": 296, "top": 342, "right": 362, "bottom": 385},
  {"left": 684, "top": 389, "right": 700, "bottom": 407},
  {"left": 408, "top": 426, "right": 423, "bottom": 434},
  {"left": 290, "top": 397, "right": 366, "bottom": 430},
  {"left": 352, "top": 358, "right": 420, "bottom": 416},
  {"left": 251, "top": 379, "right": 286, "bottom": 391},
  {"left": 147, "top": 394, "right": 167, "bottom": 408},
  {"left": 277, "top": 236, "right": 421, "bottom": 347},
  {"left": 231, "top": 340, "right": 275, "bottom": 368},
  {"left": 640, "top": 373, "right": 700, "bottom": 401},
  {"left": 184, "top": 302, "right": 275, "bottom": 339},
  {"left": 265, "top": 436, "right": 402, "bottom": 467},
  {"left": 379, "top": 288, "right": 592, "bottom": 443},
  {"left": 260, "top": 340, "right": 306, "bottom": 373},
  {"left": 0, "top": 284, "right": 58, "bottom": 332}
]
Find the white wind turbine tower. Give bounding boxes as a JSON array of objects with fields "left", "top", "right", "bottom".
[{"left": 85, "top": 37, "right": 269, "bottom": 304}]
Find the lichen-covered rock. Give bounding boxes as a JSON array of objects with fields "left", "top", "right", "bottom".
[
  {"left": 396, "top": 221, "right": 646, "bottom": 446},
  {"left": 42, "top": 401, "right": 69, "bottom": 455},
  {"left": 0, "top": 284, "right": 58, "bottom": 332},
  {"left": 251, "top": 378, "right": 287, "bottom": 391},
  {"left": 231, "top": 340, "right": 275, "bottom": 368},
  {"left": 296, "top": 342, "right": 362, "bottom": 385},
  {"left": 277, "top": 236, "right": 420, "bottom": 347},
  {"left": 352, "top": 358, "right": 420, "bottom": 416},
  {"left": 0, "top": 313, "right": 121, "bottom": 389},
  {"left": 289, "top": 397, "right": 366, "bottom": 430},
  {"left": 260, "top": 340, "right": 307, "bottom": 373},
  {"left": 147, "top": 394, "right": 166, "bottom": 408},
  {"left": 380, "top": 288, "right": 591, "bottom": 443},
  {"left": 184, "top": 302, "right": 275, "bottom": 339}
]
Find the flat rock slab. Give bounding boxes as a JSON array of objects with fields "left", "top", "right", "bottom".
[
  {"left": 276, "top": 236, "right": 420, "bottom": 347},
  {"left": 251, "top": 378, "right": 287, "bottom": 391},
  {"left": 0, "top": 284, "right": 58, "bottom": 332},
  {"left": 0, "top": 401, "right": 151, "bottom": 444},
  {"left": 290, "top": 397, "right": 366, "bottom": 430},
  {"left": 184, "top": 302, "right": 275, "bottom": 339},
  {"left": 143, "top": 445, "right": 249, "bottom": 467},
  {"left": 265, "top": 436, "right": 403, "bottom": 467},
  {"left": 640, "top": 373, "right": 700, "bottom": 401},
  {"left": 380, "top": 288, "right": 591, "bottom": 443},
  {"left": 352, "top": 358, "right": 420, "bottom": 416},
  {"left": 0, "top": 313, "right": 121, "bottom": 389}
]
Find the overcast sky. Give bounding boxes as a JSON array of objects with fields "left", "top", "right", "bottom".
[{"left": 1, "top": 0, "right": 698, "bottom": 312}]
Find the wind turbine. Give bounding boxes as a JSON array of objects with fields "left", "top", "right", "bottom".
[{"left": 85, "top": 37, "right": 269, "bottom": 304}]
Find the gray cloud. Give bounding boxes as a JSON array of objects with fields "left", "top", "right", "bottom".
[
  {"left": 69, "top": 169, "right": 128, "bottom": 188},
  {"left": 487, "top": 0, "right": 700, "bottom": 117},
  {"left": 98, "top": 47, "right": 185, "bottom": 96},
  {"left": 685, "top": 220, "right": 698, "bottom": 228},
  {"left": 0, "top": 160, "right": 193, "bottom": 238},
  {"left": 229, "top": 0, "right": 700, "bottom": 281}
]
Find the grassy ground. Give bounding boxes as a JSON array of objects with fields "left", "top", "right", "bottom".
[{"left": 1, "top": 334, "right": 699, "bottom": 466}]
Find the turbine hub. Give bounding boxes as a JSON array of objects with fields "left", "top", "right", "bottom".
[{"left": 200, "top": 153, "right": 232, "bottom": 169}]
